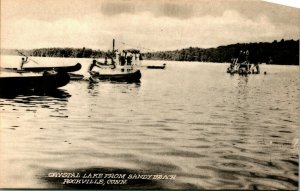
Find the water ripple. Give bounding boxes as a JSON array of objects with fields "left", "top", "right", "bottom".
[{"left": 0, "top": 61, "right": 298, "bottom": 189}]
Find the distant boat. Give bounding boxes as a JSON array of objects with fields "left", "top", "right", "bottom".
[
  {"left": 147, "top": 64, "right": 166, "bottom": 69},
  {"left": 0, "top": 70, "right": 70, "bottom": 90},
  {"left": 3, "top": 63, "right": 82, "bottom": 73}
]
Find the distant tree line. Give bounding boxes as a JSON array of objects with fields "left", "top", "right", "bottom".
[
  {"left": 1, "top": 47, "right": 106, "bottom": 58},
  {"left": 1, "top": 39, "right": 299, "bottom": 65},
  {"left": 0, "top": 47, "right": 135, "bottom": 59},
  {"left": 144, "top": 39, "right": 299, "bottom": 65},
  {"left": 31, "top": 47, "right": 106, "bottom": 58}
]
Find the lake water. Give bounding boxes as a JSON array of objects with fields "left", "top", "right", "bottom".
[{"left": 0, "top": 56, "right": 298, "bottom": 190}]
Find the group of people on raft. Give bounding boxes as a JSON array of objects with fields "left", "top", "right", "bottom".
[{"left": 227, "top": 50, "right": 260, "bottom": 75}]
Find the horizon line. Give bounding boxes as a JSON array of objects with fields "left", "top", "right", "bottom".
[{"left": 1, "top": 38, "right": 299, "bottom": 53}]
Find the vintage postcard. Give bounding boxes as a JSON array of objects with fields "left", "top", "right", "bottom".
[{"left": 0, "top": 0, "right": 299, "bottom": 190}]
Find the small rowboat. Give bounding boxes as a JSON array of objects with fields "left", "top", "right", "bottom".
[
  {"left": 146, "top": 64, "right": 166, "bottom": 69},
  {"left": 91, "top": 69, "right": 141, "bottom": 82},
  {"left": 3, "top": 63, "right": 82, "bottom": 73},
  {"left": 0, "top": 70, "right": 70, "bottom": 91}
]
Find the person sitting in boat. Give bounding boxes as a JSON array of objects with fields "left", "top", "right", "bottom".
[{"left": 19, "top": 56, "right": 28, "bottom": 70}]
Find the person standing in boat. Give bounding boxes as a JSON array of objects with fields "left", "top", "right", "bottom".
[
  {"left": 19, "top": 56, "right": 28, "bottom": 70},
  {"left": 104, "top": 56, "right": 108, "bottom": 65},
  {"left": 126, "top": 52, "right": 133, "bottom": 65},
  {"left": 245, "top": 50, "right": 251, "bottom": 72},
  {"left": 237, "top": 50, "right": 249, "bottom": 73},
  {"left": 120, "top": 51, "right": 126, "bottom": 66},
  {"left": 238, "top": 50, "right": 244, "bottom": 62},
  {"left": 252, "top": 62, "right": 260, "bottom": 74},
  {"left": 235, "top": 50, "right": 244, "bottom": 70}
]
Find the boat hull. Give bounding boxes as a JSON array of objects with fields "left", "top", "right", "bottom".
[
  {"left": 146, "top": 65, "right": 166, "bottom": 69},
  {"left": 4, "top": 63, "right": 82, "bottom": 73},
  {"left": 0, "top": 71, "right": 70, "bottom": 91},
  {"left": 93, "top": 69, "right": 141, "bottom": 82}
]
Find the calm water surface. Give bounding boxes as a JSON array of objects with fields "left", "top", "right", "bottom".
[{"left": 0, "top": 56, "right": 298, "bottom": 189}]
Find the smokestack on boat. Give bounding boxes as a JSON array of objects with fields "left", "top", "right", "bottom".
[{"left": 113, "top": 39, "right": 115, "bottom": 52}]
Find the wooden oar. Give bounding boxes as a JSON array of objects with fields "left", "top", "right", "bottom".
[{"left": 16, "top": 50, "right": 40, "bottom": 65}]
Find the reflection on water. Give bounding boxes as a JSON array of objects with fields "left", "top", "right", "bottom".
[
  {"left": 0, "top": 89, "right": 71, "bottom": 130},
  {"left": 0, "top": 88, "right": 71, "bottom": 99},
  {"left": 0, "top": 60, "right": 298, "bottom": 190}
]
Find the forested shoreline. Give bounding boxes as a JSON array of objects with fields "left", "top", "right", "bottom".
[
  {"left": 144, "top": 39, "right": 299, "bottom": 65},
  {"left": 1, "top": 39, "right": 299, "bottom": 65},
  {"left": 1, "top": 47, "right": 106, "bottom": 58}
]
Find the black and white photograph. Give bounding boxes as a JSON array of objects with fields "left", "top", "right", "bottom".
[{"left": 0, "top": 0, "right": 299, "bottom": 190}]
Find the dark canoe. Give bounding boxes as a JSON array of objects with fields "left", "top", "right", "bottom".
[
  {"left": 4, "top": 63, "right": 82, "bottom": 73},
  {"left": 146, "top": 64, "right": 166, "bottom": 69},
  {"left": 0, "top": 71, "right": 70, "bottom": 91},
  {"left": 93, "top": 69, "right": 141, "bottom": 82}
]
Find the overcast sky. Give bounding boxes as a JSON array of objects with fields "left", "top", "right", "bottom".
[{"left": 1, "top": 0, "right": 300, "bottom": 51}]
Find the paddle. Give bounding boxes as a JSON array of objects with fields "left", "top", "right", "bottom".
[
  {"left": 89, "top": 75, "right": 100, "bottom": 83},
  {"left": 16, "top": 50, "right": 40, "bottom": 65},
  {"left": 89, "top": 71, "right": 100, "bottom": 83}
]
